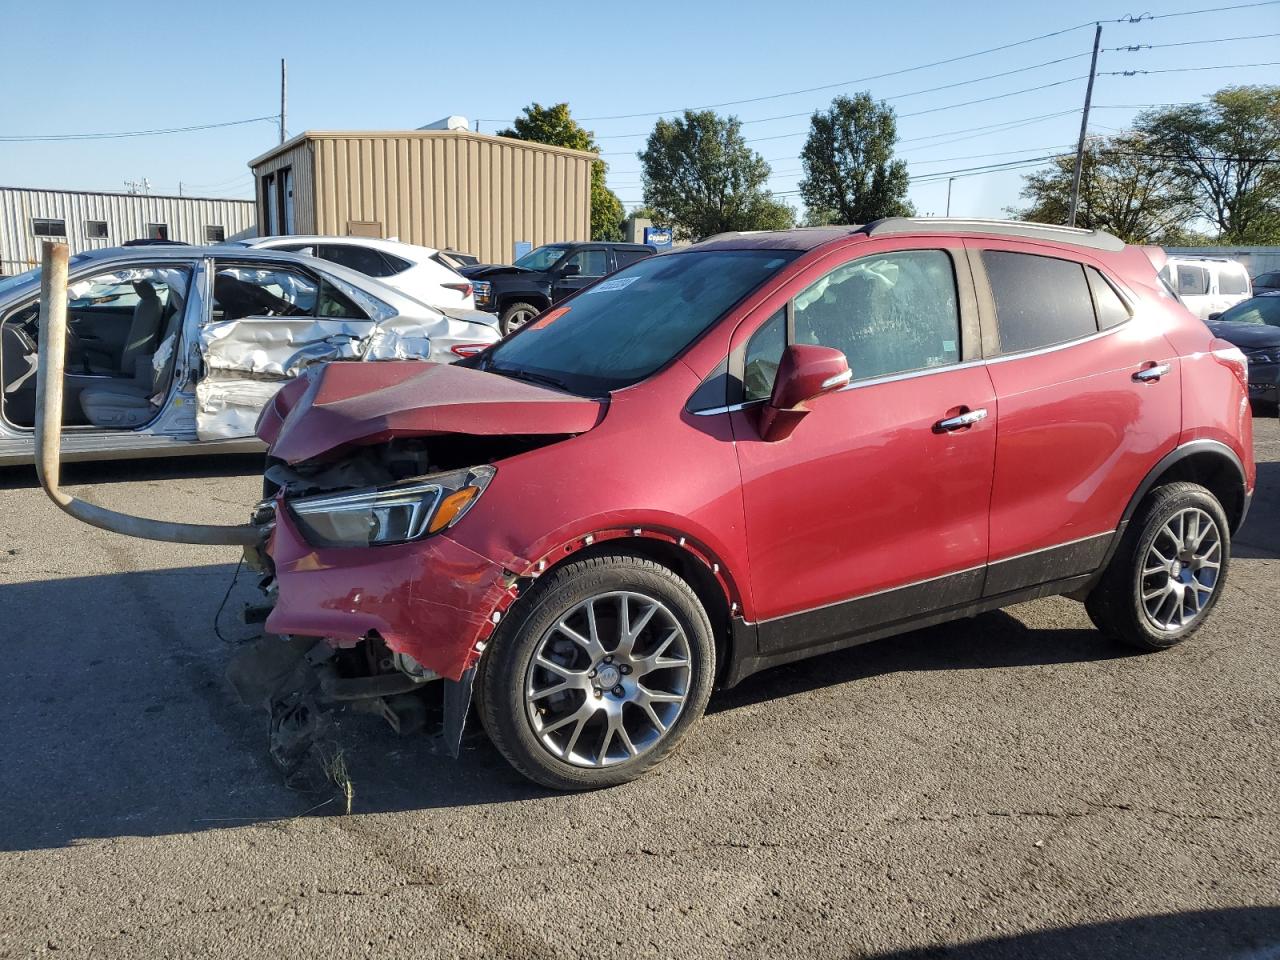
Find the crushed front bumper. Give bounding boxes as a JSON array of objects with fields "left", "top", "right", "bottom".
[{"left": 263, "top": 503, "right": 515, "bottom": 682}]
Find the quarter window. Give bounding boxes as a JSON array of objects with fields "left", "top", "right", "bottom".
[
  {"left": 743, "top": 308, "right": 786, "bottom": 401},
  {"left": 982, "top": 251, "right": 1096, "bottom": 354},
  {"left": 1176, "top": 264, "right": 1210, "bottom": 296},
  {"left": 32, "top": 218, "right": 67, "bottom": 237},
  {"left": 794, "top": 249, "right": 961, "bottom": 381},
  {"left": 1087, "top": 268, "right": 1130, "bottom": 330}
]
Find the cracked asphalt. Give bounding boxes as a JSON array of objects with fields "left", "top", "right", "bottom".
[{"left": 1, "top": 420, "right": 1277, "bottom": 959}]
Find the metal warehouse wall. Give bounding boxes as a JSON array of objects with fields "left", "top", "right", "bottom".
[
  {"left": 0, "top": 187, "right": 256, "bottom": 275},
  {"left": 251, "top": 131, "right": 594, "bottom": 264},
  {"left": 253, "top": 139, "right": 316, "bottom": 235}
]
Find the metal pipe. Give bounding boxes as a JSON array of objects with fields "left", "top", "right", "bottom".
[{"left": 34, "top": 241, "right": 262, "bottom": 546}]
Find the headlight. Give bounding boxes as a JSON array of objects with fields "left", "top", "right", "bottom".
[
  {"left": 473, "top": 280, "right": 492, "bottom": 306},
  {"left": 287, "top": 465, "right": 494, "bottom": 547}
]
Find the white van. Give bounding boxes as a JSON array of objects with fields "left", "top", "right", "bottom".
[{"left": 1160, "top": 256, "right": 1253, "bottom": 320}]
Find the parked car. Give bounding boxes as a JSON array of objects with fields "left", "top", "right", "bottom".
[
  {"left": 460, "top": 242, "right": 656, "bottom": 334},
  {"left": 34, "top": 219, "right": 1256, "bottom": 792},
  {"left": 1251, "top": 270, "right": 1280, "bottom": 293},
  {"left": 1207, "top": 290, "right": 1280, "bottom": 408},
  {"left": 239, "top": 236, "right": 476, "bottom": 310},
  {"left": 0, "top": 245, "right": 499, "bottom": 465},
  {"left": 1159, "top": 256, "right": 1252, "bottom": 320}
]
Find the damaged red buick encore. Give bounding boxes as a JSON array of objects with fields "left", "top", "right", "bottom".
[{"left": 232, "top": 218, "right": 1255, "bottom": 790}]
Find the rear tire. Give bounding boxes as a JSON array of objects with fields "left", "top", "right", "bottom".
[
  {"left": 477, "top": 554, "right": 715, "bottom": 790},
  {"left": 500, "top": 302, "right": 541, "bottom": 336},
  {"left": 1085, "top": 482, "right": 1230, "bottom": 651}
]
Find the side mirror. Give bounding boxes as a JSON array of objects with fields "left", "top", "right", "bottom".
[
  {"left": 1207, "top": 311, "right": 1223, "bottom": 321},
  {"left": 757, "top": 344, "right": 851, "bottom": 442},
  {"left": 558, "top": 263, "right": 580, "bottom": 277}
]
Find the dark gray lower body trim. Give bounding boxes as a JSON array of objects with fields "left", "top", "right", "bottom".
[{"left": 983, "top": 532, "right": 1113, "bottom": 597}]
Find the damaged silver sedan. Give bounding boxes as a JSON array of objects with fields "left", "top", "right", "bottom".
[{"left": 0, "top": 244, "right": 500, "bottom": 465}]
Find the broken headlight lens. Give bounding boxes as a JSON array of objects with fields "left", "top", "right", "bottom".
[{"left": 287, "top": 465, "right": 495, "bottom": 548}]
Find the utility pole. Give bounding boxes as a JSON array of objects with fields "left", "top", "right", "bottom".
[
  {"left": 1068, "top": 23, "right": 1102, "bottom": 228},
  {"left": 280, "top": 58, "right": 288, "bottom": 144},
  {"left": 945, "top": 177, "right": 955, "bottom": 217}
]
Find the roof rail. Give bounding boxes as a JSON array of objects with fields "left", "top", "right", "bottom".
[{"left": 863, "top": 217, "right": 1125, "bottom": 252}]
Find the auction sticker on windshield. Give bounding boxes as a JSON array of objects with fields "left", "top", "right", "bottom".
[{"left": 586, "top": 276, "right": 640, "bottom": 294}]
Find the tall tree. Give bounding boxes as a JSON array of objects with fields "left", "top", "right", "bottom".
[
  {"left": 800, "top": 93, "right": 913, "bottom": 225},
  {"left": 499, "top": 102, "right": 624, "bottom": 241},
  {"left": 1135, "top": 85, "right": 1280, "bottom": 243},
  {"left": 1010, "top": 133, "right": 1193, "bottom": 243},
  {"left": 638, "top": 110, "right": 794, "bottom": 240}
]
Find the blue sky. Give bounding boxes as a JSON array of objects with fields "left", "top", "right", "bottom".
[{"left": 2, "top": 0, "right": 1277, "bottom": 219}]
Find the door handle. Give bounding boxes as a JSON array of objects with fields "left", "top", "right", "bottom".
[
  {"left": 934, "top": 408, "right": 988, "bottom": 432},
  {"left": 1133, "top": 362, "right": 1171, "bottom": 383}
]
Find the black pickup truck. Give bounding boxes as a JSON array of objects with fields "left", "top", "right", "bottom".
[{"left": 459, "top": 242, "right": 656, "bottom": 334}]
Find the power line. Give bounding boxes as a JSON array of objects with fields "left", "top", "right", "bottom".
[
  {"left": 594, "top": 53, "right": 1094, "bottom": 140},
  {"left": 1105, "top": 30, "right": 1280, "bottom": 51},
  {"left": 1103, "top": 60, "right": 1280, "bottom": 77},
  {"left": 585, "top": 1, "right": 1280, "bottom": 124},
  {"left": 0, "top": 115, "right": 277, "bottom": 143},
  {"left": 579, "top": 21, "right": 1101, "bottom": 122}
]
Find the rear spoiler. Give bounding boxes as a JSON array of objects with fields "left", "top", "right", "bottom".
[{"left": 34, "top": 242, "right": 260, "bottom": 546}]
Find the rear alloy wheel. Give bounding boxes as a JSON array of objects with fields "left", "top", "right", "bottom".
[
  {"left": 1086, "top": 482, "right": 1231, "bottom": 651},
  {"left": 500, "top": 301, "right": 541, "bottom": 336},
  {"left": 478, "top": 555, "right": 715, "bottom": 790}
]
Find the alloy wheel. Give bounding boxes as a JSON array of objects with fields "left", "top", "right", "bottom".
[
  {"left": 1139, "top": 507, "right": 1223, "bottom": 632},
  {"left": 505, "top": 307, "right": 536, "bottom": 332},
  {"left": 524, "top": 591, "right": 692, "bottom": 768}
]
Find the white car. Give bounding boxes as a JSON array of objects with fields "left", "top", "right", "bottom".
[
  {"left": 0, "top": 244, "right": 500, "bottom": 464},
  {"left": 1159, "top": 256, "right": 1253, "bottom": 320},
  {"left": 239, "top": 236, "right": 477, "bottom": 310}
]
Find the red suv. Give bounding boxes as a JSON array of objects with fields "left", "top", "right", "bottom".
[{"left": 251, "top": 219, "right": 1255, "bottom": 790}]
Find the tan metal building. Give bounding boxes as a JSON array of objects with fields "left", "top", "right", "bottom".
[{"left": 247, "top": 130, "right": 595, "bottom": 264}]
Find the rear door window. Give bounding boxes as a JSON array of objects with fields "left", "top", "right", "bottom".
[
  {"left": 1217, "top": 266, "right": 1249, "bottom": 296},
  {"left": 211, "top": 265, "right": 369, "bottom": 322},
  {"left": 982, "top": 251, "right": 1097, "bottom": 354},
  {"left": 614, "top": 249, "right": 653, "bottom": 269},
  {"left": 319, "top": 244, "right": 399, "bottom": 278},
  {"left": 794, "top": 249, "right": 961, "bottom": 381}
]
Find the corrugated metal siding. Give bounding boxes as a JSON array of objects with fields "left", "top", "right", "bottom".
[
  {"left": 0, "top": 187, "right": 256, "bottom": 276},
  {"left": 252, "top": 140, "right": 316, "bottom": 235},
  {"left": 255, "top": 131, "right": 591, "bottom": 264}
]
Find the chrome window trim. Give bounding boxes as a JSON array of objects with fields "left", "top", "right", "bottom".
[{"left": 691, "top": 399, "right": 767, "bottom": 417}]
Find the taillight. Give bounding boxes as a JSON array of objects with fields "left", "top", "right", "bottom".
[
  {"left": 442, "top": 282, "right": 473, "bottom": 298},
  {"left": 1210, "top": 337, "right": 1248, "bottom": 388},
  {"left": 450, "top": 343, "right": 488, "bottom": 358}
]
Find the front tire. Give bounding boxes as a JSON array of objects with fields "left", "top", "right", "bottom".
[
  {"left": 477, "top": 554, "right": 715, "bottom": 790},
  {"left": 1086, "top": 482, "right": 1231, "bottom": 651},
  {"left": 499, "top": 301, "right": 541, "bottom": 336}
]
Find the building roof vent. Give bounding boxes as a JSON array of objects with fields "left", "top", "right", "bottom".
[{"left": 417, "top": 116, "right": 469, "bottom": 131}]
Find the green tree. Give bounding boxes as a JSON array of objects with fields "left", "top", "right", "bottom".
[
  {"left": 799, "top": 93, "right": 913, "bottom": 225},
  {"left": 499, "top": 102, "right": 624, "bottom": 241},
  {"left": 1010, "top": 133, "right": 1193, "bottom": 243},
  {"left": 638, "top": 110, "right": 794, "bottom": 241},
  {"left": 1135, "top": 85, "right": 1280, "bottom": 243}
]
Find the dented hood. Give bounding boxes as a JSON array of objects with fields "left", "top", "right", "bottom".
[{"left": 259, "top": 361, "right": 606, "bottom": 464}]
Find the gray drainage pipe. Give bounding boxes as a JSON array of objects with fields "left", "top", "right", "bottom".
[{"left": 34, "top": 241, "right": 261, "bottom": 546}]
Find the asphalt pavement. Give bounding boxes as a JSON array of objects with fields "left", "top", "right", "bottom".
[{"left": 0, "top": 421, "right": 1277, "bottom": 959}]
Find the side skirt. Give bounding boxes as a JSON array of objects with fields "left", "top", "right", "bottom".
[{"left": 723, "top": 573, "right": 1095, "bottom": 688}]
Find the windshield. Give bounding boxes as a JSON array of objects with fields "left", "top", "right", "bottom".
[
  {"left": 480, "top": 248, "right": 798, "bottom": 395},
  {"left": 1218, "top": 297, "right": 1280, "bottom": 327},
  {"left": 513, "top": 245, "right": 570, "bottom": 271},
  {"left": 0, "top": 254, "right": 93, "bottom": 298}
]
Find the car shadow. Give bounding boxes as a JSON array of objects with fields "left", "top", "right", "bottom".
[
  {"left": 710, "top": 609, "right": 1131, "bottom": 716},
  {"left": 1234, "top": 459, "right": 1279, "bottom": 560},
  {"left": 867, "top": 906, "right": 1280, "bottom": 959},
  {"left": 0, "top": 452, "right": 265, "bottom": 490},
  {"left": 0, "top": 560, "right": 1138, "bottom": 852}
]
